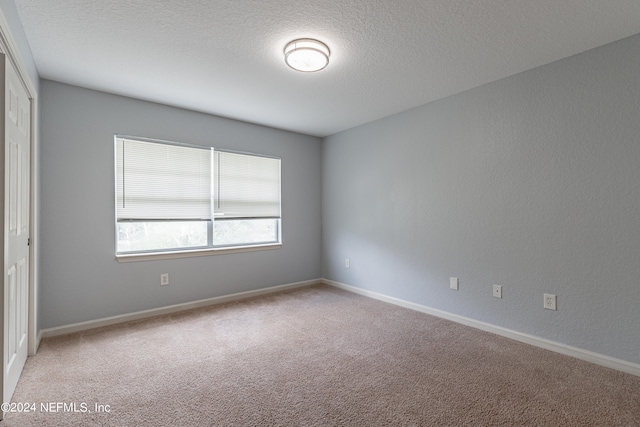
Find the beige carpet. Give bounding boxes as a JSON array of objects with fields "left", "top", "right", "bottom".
[{"left": 4, "top": 284, "right": 640, "bottom": 426}]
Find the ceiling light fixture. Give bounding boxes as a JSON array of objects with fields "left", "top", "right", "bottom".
[{"left": 284, "top": 38, "right": 330, "bottom": 72}]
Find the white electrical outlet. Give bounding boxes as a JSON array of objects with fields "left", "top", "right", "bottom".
[
  {"left": 160, "top": 273, "right": 169, "bottom": 286},
  {"left": 345, "top": 258, "right": 350, "bottom": 268},
  {"left": 450, "top": 277, "right": 459, "bottom": 290},
  {"left": 493, "top": 284, "right": 502, "bottom": 299},
  {"left": 544, "top": 293, "right": 556, "bottom": 310}
]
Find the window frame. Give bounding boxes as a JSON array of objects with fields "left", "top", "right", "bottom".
[{"left": 114, "top": 135, "right": 282, "bottom": 262}]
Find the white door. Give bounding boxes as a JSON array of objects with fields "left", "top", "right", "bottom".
[{"left": 0, "top": 53, "right": 30, "bottom": 407}]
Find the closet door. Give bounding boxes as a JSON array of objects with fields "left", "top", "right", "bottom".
[{"left": 0, "top": 52, "right": 30, "bottom": 412}]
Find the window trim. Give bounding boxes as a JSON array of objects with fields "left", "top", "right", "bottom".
[
  {"left": 114, "top": 135, "right": 282, "bottom": 259},
  {"left": 115, "top": 242, "right": 282, "bottom": 263}
]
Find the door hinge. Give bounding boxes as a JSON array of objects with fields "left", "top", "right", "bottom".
[{"left": 27, "top": 238, "right": 30, "bottom": 246}]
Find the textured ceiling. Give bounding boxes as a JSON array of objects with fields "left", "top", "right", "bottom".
[{"left": 13, "top": 0, "right": 640, "bottom": 137}]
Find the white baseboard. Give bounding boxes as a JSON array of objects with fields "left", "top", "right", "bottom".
[
  {"left": 38, "top": 277, "right": 640, "bottom": 377},
  {"left": 40, "top": 279, "right": 321, "bottom": 339},
  {"left": 32, "top": 330, "right": 43, "bottom": 356},
  {"left": 323, "top": 278, "right": 640, "bottom": 377}
]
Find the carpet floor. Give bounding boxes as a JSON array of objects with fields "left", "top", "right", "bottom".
[{"left": 4, "top": 284, "right": 640, "bottom": 426}]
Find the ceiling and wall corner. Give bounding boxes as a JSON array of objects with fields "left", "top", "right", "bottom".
[{"left": 12, "top": 0, "right": 640, "bottom": 137}]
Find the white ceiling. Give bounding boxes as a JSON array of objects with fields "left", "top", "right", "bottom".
[{"left": 13, "top": 0, "right": 640, "bottom": 137}]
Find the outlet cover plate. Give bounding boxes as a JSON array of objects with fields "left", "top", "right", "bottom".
[
  {"left": 493, "top": 284, "right": 502, "bottom": 298},
  {"left": 544, "top": 293, "right": 556, "bottom": 310},
  {"left": 160, "top": 273, "right": 169, "bottom": 286},
  {"left": 450, "top": 277, "right": 459, "bottom": 290}
]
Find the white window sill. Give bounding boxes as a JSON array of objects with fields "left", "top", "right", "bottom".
[{"left": 116, "top": 243, "right": 282, "bottom": 263}]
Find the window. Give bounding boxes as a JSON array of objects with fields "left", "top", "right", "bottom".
[{"left": 115, "top": 137, "right": 281, "bottom": 256}]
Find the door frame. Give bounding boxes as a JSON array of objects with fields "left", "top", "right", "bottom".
[{"left": 0, "top": 9, "right": 39, "bottom": 357}]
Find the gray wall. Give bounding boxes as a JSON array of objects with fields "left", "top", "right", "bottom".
[
  {"left": 40, "top": 80, "right": 322, "bottom": 329},
  {"left": 322, "top": 34, "right": 640, "bottom": 365}
]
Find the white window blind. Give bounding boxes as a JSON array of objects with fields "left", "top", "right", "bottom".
[
  {"left": 116, "top": 138, "right": 212, "bottom": 220},
  {"left": 214, "top": 150, "right": 281, "bottom": 219}
]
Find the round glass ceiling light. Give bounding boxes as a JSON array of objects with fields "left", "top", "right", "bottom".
[{"left": 284, "top": 38, "right": 330, "bottom": 72}]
